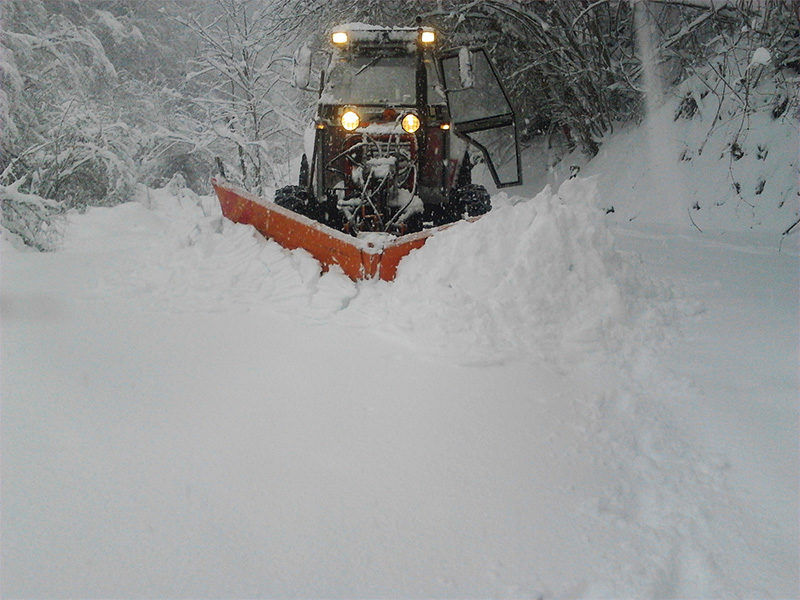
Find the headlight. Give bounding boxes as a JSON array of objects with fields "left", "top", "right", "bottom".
[
  {"left": 341, "top": 110, "right": 360, "bottom": 131},
  {"left": 402, "top": 113, "right": 420, "bottom": 133},
  {"left": 420, "top": 30, "right": 435, "bottom": 44},
  {"left": 332, "top": 31, "right": 348, "bottom": 44}
]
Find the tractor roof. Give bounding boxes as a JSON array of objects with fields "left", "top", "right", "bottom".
[{"left": 329, "top": 23, "right": 437, "bottom": 49}]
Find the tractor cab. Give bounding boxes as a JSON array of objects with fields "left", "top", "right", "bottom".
[{"left": 282, "top": 23, "right": 521, "bottom": 236}]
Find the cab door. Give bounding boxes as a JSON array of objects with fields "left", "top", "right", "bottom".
[{"left": 438, "top": 48, "right": 522, "bottom": 187}]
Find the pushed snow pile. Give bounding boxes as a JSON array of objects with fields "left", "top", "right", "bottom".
[
  {"left": 52, "top": 178, "right": 358, "bottom": 317},
  {"left": 349, "top": 178, "right": 671, "bottom": 363},
  {"left": 42, "top": 175, "right": 675, "bottom": 366}
]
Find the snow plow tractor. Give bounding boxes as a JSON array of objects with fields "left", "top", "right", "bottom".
[{"left": 213, "top": 23, "right": 521, "bottom": 281}]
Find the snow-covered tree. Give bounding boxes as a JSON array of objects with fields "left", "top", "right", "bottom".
[
  {"left": 177, "top": 0, "right": 311, "bottom": 195},
  {"left": 0, "top": 0, "right": 208, "bottom": 247},
  {"left": 1, "top": 0, "right": 796, "bottom": 249}
]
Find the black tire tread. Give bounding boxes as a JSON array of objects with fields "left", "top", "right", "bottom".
[
  {"left": 451, "top": 183, "right": 491, "bottom": 219},
  {"left": 274, "top": 185, "right": 317, "bottom": 219}
]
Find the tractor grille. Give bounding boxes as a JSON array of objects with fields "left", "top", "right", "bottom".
[{"left": 348, "top": 135, "right": 416, "bottom": 162}]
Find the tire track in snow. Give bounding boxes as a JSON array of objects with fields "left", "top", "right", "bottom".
[{"left": 578, "top": 364, "right": 784, "bottom": 597}]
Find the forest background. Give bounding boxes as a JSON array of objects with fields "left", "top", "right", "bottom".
[{"left": 1, "top": 0, "right": 797, "bottom": 249}]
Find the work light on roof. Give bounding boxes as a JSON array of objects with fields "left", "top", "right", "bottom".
[
  {"left": 332, "top": 31, "right": 348, "bottom": 44},
  {"left": 420, "top": 30, "right": 435, "bottom": 44}
]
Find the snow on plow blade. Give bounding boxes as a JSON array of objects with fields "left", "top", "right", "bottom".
[{"left": 212, "top": 178, "right": 438, "bottom": 282}]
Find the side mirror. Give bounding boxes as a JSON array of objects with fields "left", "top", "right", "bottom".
[
  {"left": 458, "top": 46, "right": 474, "bottom": 89},
  {"left": 292, "top": 45, "right": 313, "bottom": 90}
]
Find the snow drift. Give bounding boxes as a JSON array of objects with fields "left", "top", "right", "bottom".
[
  {"left": 346, "top": 178, "right": 672, "bottom": 365},
  {"left": 57, "top": 176, "right": 671, "bottom": 369}
]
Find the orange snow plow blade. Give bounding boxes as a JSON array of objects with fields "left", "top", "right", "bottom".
[{"left": 212, "top": 178, "right": 437, "bottom": 282}]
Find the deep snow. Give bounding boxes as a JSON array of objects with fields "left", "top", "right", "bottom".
[{"left": 2, "top": 170, "right": 797, "bottom": 597}]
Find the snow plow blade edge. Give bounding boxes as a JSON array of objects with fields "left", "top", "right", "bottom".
[{"left": 212, "top": 178, "right": 437, "bottom": 282}]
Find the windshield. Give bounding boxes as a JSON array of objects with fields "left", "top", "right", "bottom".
[{"left": 322, "top": 54, "right": 443, "bottom": 106}]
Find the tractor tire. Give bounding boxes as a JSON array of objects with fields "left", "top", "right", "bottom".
[
  {"left": 399, "top": 211, "right": 424, "bottom": 234},
  {"left": 451, "top": 184, "right": 491, "bottom": 218},
  {"left": 274, "top": 185, "right": 318, "bottom": 219}
]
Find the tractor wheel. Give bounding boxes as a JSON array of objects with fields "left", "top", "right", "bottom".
[
  {"left": 274, "top": 185, "right": 318, "bottom": 219},
  {"left": 451, "top": 184, "right": 491, "bottom": 218},
  {"left": 400, "top": 211, "right": 424, "bottom": 234}
]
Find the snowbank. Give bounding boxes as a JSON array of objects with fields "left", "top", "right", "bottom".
[
  {"left": 72, "top": 176, "right": 673, "bottom": 369},
  {"left": 347, "top": 178, "right": 673, "bottom": 365},
  {"left": 571, "top": 76, "right": 799, "bottom": 233}
]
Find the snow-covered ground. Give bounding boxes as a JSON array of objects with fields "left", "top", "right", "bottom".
[{"left": 2, "top": 160, "right": 797, "bottom": 596}]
